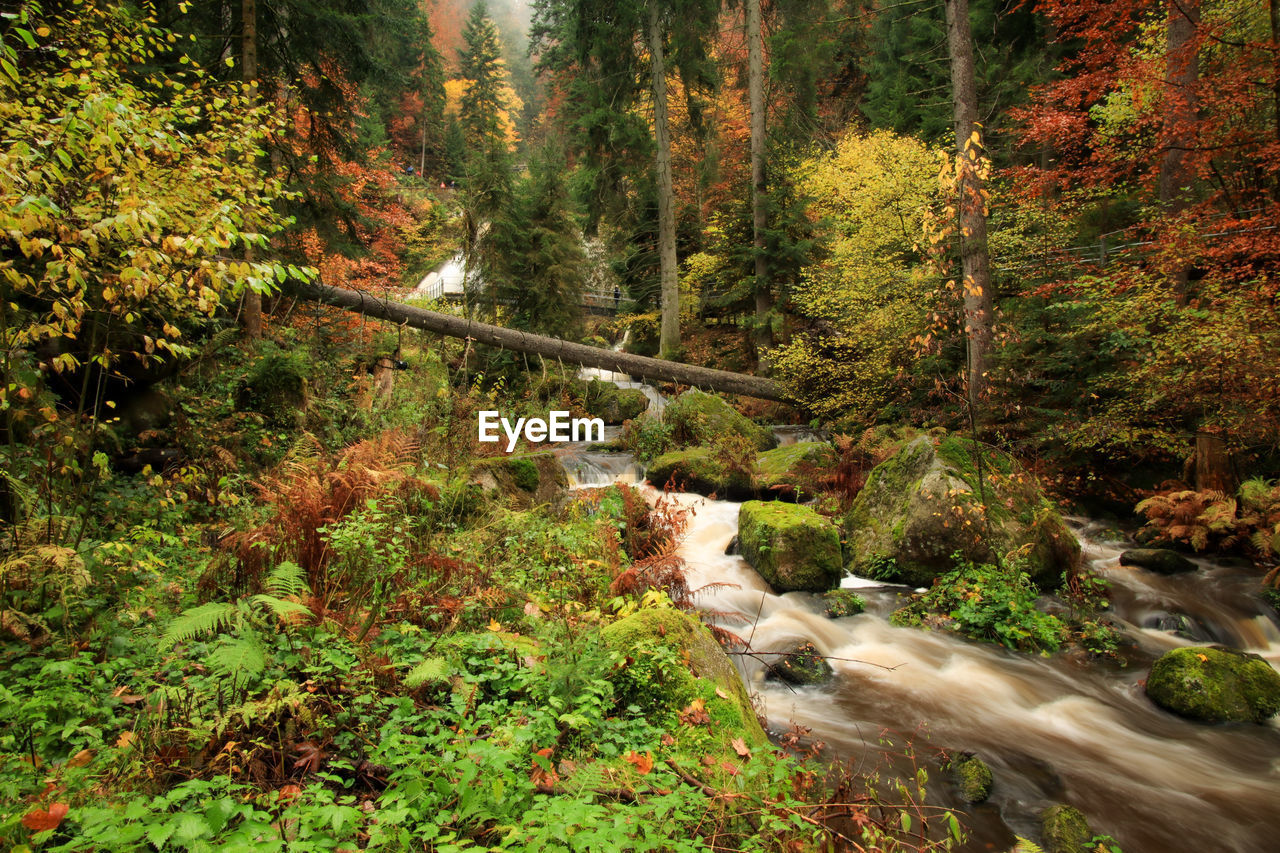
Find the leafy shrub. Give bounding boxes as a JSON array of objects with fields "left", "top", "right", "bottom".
[
  {"left": 892, "top": 558, "right": 1066, "bottom": 653},
  {"left": 621, "top": 414, "right": 674, "bottom": 463}
]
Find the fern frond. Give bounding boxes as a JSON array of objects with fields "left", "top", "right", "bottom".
[
  {"left": 207, "top": 636, "right": 267, "bottom": 683},
  {"left": 404, "top": 657, "right": 450, "bottom": 689},
  {"left": 263, "top": 561, "right": 308, "bottom": 598},
  {"left": 1012, "top": 839, "right": 1046, "bottom": 853},
  {"left": 250, "top": 593, "right": 312, "bottom": 624},
  {"left": 0, "top": 470, "right": 37, "bottom": 522},
  {"left": 160, "top": 602, "right": 236, "bottom": 650}
]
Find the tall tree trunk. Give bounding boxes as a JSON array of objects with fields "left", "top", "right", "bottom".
[
  {"left": 648, "top": 2, "right": 680, "bottom": 360},
  {"left": 748, "top": 0, "right": 772, "bottom": 370},
  {"left": 241, "top": 0, "right": 263, "bottom": 339},
  {"left": 943, "top": 0, "right": 993, "bottom": 413},
  {"left": 1272, "top": 0, "right": 1280, "bottom": 153},
  {"left": 1160, "top": 0, "right": 1200, "bottom": 303}
]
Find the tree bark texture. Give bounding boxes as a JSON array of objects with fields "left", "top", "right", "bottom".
[
  {"left": 291, "top": 280, "right": 787, "bottom": 401},
  {"left": 944, "top": 0, "right": 994, "bottom": 413},
  {"left": 241, "top": 0, "right": 263, "bottom": 339},
  {"left": 748, "top": 0, "right": 773, "bottom": 367},
  {"left": 648, "top": 2, "right": 681, "bottom": 360}
]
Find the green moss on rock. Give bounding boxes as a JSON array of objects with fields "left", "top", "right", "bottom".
[
  {"left": 474, "top": 452, "right": 569, "bottom": 508},
  {"left": 756, "top": 442, "right": 837, "bottom": 498},
  {"left": 665, "top": 390, "right": 774, "bottom": 451},
  {"left": 583, "top": 379, "right": 649, "bottom": 424},
  {"left": 766, "top": 642, "right": 833, "bottom": 685},
  {"left": 821, "top": 589, "right": 865, "bottom": 618},
  {"left": 1145, "top": 645, "right": 1280, "bottom": 723},
  {"left": 1040, "top": 804, "right": 1092, "bottom": 853},
  {"left": 600, "top": 607, "right": 766, "bottom": 746},
  {"left": 948, "top": 753, "right": 992, "bottom": 804},
  {"left": 646, "top": 448, "right": 754, "bottom": 498},
  {"left": 842, "top": 435, "right": 1078, "bottom": 589},
  {"left": 739, "top": 501, "right": 842, "bottom": 593}
]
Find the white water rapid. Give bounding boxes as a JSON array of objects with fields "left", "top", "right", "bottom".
[{"left": 555, "top": 429, "right": 1280, "bottom": 852}]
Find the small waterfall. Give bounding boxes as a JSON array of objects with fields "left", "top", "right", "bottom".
[{"left": 577, "top": 330, "right": 667, "bottom": 416}]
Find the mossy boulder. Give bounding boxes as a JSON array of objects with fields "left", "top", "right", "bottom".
[
  {"left": 756, "top": 442, "right": 837, "bottom": 499},
  {"left": 1145, "top": 645, "right": 1280, "bottom": 723},
  {"left": 1040, "top": 804, "right": 1092, "bottom": 853},
  {"left": 739, "top": 501, "right": 842, "bottom": 593},
  {"left": 842, "top": 435, "right": 1079, "bottom": 589},
  {"left": 947, "top": 753, "right": 992, "bottom": 804},
  {"left": 601, "top": 607, "right": 767, "bottom": 746},
  {"left": 474, "top": 452, "right": 569, "bottom": 509},
  {"left": 583, "top": 379, "right": 649, "bottom": 424},
  {"left": 766, "top": 642, "right": 833, "bottom": 686},
  {"left": 646, "top": 448, "right": 754, "bottom": 499},
  {"left": 821, "top": 590, "right": 865, "bottom": 618},
  {"left": 665, "top": 390, "right": 775, "bottom": 451},
  {"left": 1119, "top": 548, "right": 1196, "bottom": 575}
]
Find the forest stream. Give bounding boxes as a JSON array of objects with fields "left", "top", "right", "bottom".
[{"left": 557, "top": 401, "right": 1280, "bottom": 853}]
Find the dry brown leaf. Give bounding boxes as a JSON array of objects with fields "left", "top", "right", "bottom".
[
  {"left": 730, "top": 737, "right": 751, "bottom": 759},
  {"left": 624, "top": 750, "right": 654, "bottom": 775},
  {"left": 67, "top": 749, "right": 94, "bottom": 768},
  {"left": 115, "top": 731, "right": 136, "bottom": 749}
]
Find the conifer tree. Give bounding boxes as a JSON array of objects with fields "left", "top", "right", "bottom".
[{"left": 482, "top": 148, "right": 588, "bottom": 339}]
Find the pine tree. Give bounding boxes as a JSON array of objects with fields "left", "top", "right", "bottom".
[
  {"left": 459, "top": 1, "right": 511, "bottom": 151},
  {"left": 483, "top": 148, "right": 588, "bottom": 339}
]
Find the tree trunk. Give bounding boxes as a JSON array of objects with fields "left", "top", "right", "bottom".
[
  {"left": 943, "top": 0, "right": 993, "bottom": 414},
  {"left": 291, "top": 279, "right": 786, "bottom": 401},
  {"left": 1194, "top": 431, "right": 1235, "bottom": 494},
  {"left": 748, "top": 0, "right": 772, "bottom": 370},
  {"left": 1160, "top": 0, "right": 1200, "bottom": 302},
  {"left": 241, "top": 0, "right": 263, "bottom": 339},
  {"left": 648, "top": 2, "right": 681, "bottom": 360}
]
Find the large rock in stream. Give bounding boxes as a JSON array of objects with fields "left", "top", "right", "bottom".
[
  {"left": 842, "top": 435, "right": 1079, "bottom": 589},
  {"left": 738, "top": 501, "right": 842, "bottom": 593},
  {"left": 664, "top": 390, "right": 776, "bottom": 451},
  {"left": 601, "top": 607, "right": 767, "bottom": 746},
  {"left": 1145, "top": 645, "right": 1280, "bottom": 724}
]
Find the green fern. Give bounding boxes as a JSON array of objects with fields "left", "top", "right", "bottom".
[
  {"left": 404, "top": 657, "right": 450, "bottom": 689},
  {"left": 1012, "top": 839, "right": 1045, "bottom": 853},
  {"left": 263, "top": 561, "right": 308, "bottom": 598},
  {"left": 208, "top": 636, "right": 267, "bottom": 684},
  {"left": 160, "top": 601, "right": 236, "bottom": 650}
]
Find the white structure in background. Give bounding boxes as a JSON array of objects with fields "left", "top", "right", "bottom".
[{"left": 415, "top": 252, "right": 476, "bottom": 301}]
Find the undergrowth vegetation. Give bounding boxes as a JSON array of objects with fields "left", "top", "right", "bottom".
[{"left": 1, "top": 315, "right": 965, "bottom": 852}]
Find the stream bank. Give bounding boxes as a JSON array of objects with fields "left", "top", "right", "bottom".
[{"left": 557, "top": 419, "right": 1280, "bottom": 853}]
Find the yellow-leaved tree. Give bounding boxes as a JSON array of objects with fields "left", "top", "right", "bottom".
[
  {"left": 0, "top": 1, "right": 303, "bottom": 527},
  {"left": 772, "top": 130, "right": 943, "bottom": 421}
]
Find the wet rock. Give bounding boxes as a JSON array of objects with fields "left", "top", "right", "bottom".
[
  {"left": 1149, "top": 613, "right": 1213, "bottom": 643},
  {"left": 947, "top": 752, "right": 992, "bottom": 804},
  {"left": 842, "top": 435, "right": 1079, "bottom": 589},
  {"left": 755, "top": 442, "right": 837, "bottom": 499},
  {"left": 1145, "top": 645, "right": 1280, "bottom": 724},
  {"left": 473, "top": 452, "right": 568, "bottom": 509},
  {"left": 647, "top": 448, "right": 753, "bottom": 499},
  {"left": 1119, "top": 548, "right": 1196, "bottom": 574},
  {"left": 583, "top": 379, "right": 648, "bottom": 424},
  {"left": 821, "top": 589, "right": 865, "bottom": 618},
  {"left": 739, "top": 501, "right": 842, "bottom": 593},
  {"left": 601, "top": 607, "right": 767, "bottom": 745},
  {"left": 765, "top": 641, "right": 833, "bottom": 686},
  {"left": 665, "top": 390, "right": 775, "bottom": 451},
  {"left": 1040, "top": 804, "right": 1092, "bottom": 853}
]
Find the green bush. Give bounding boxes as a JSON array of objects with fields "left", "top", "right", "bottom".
[{"left": 892, "top": 557, "right": 1066, "bottom": 653}]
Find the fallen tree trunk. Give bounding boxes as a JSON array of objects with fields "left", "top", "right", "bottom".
[{"left": 290, "top": 281, "right": 789, "bottom": 402}]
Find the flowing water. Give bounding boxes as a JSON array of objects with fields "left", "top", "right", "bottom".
[{"left": 555, "top": 425, "right": 1280, "bottom": 852}]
